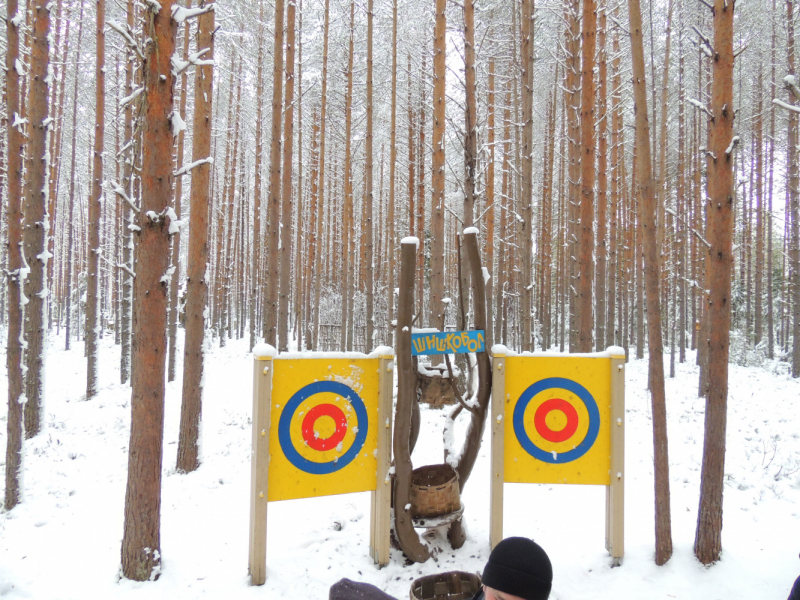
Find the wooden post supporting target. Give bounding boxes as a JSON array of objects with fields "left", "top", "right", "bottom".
[
  {"left": 248, "top": 351, "right": 273, "bottom": 585},
  {"left": 606, "top": 353, "right": 625, "bottom": 564},
  {"left": 489, "top": 347, "right": 625, "bottom": 564},
  {"left": 248, "top": 346, "right": 394, "bottom": 586}
]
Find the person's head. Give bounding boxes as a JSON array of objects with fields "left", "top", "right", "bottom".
[{"left": 481, "top": 537, "right": 552, "bottom": 600}]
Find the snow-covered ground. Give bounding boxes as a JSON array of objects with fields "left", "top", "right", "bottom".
[{"left": 0, "top": 332, "right": 799, "bottom": 599}]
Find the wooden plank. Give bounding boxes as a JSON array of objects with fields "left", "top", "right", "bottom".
[
  {"left": 490, "top": 354, "right": 506, "bottom": 549},
  {"left": 607, "top": 352, "right": 625, "bottom": 564},
  {"left": 370, "top": 355, "right": 394, "bottom": 566},
  {"left": 248, "top": 356, "right": 273, "bottom": 585}
]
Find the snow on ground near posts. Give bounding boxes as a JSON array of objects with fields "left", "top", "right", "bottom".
[{"left": 0, "top": 333, "right": 799, "bottom": 599}]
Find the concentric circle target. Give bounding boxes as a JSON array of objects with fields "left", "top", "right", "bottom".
[
  {"left": 512, "top": 377, "right": 600, "bottom": 464},
  {"left": 278, "top": 381, "right": 368, "bottom": 474}
]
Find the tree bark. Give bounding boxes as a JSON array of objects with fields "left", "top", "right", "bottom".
[
  {"left": 596, "top": 2, "right": 608, "bottom": 351},
  {"left": 486, "top": 58, "right": 496, "bottom": 351},
  {"left": 5, "top": 0, "right": 24, "bottom": 510},
  {"left": 250, "top": 3, "right": 266, "bottom": 351},
  {"left": 168, "top": 13, "right": 191, "bottom": 380},
  {"left": 386, "top": 0, "right": 397, "bottom": 349},
  {"left": 392, "top": 240, "right": 430, "bottom": 563},
  {"left": 695, "top": 0, "right": 735, "bottom": 565},
  {"left": 311, "top": 0, "right": 330, "bottom": 350},
  {"left": 265, "top": 0, "right": 284, "bottom": 346},
  {"left": 429, "top": 0, "right": 446, "bottom": 333},
  {"left": 577, "top": 0, "right": 596, "bottom": 352},
  {"left": 222, "top": 73, "right": 242, "bottom": 346},
  {"left": 86, "top": 0, "right": 106, "bottom": 399},
  {"left": 121, "top": 1, "right": 176, "bottom": 581},
  {"left": 178, "top": 0, "right": 214, "bottom": 474},
  {"left": 365, "top": 0, "right": 375, "bottom": 350},
  {"left": 278, "top": 0, "right": 296, "bottom": 351},
  {"left": 789, "top": 1, "right": 800, "bottom": 378},
  {"left": 47, "top": 0, "right": 66, "bottom": 333},
  {"left": 340, "top": 0, "right": 355, "bottom": 351},
  {"left": 120, "top": 0, "right": 133, "bottom": 383},
  {"left": 520, "top": 0, "right": 534, "bottom": 351},
  {"left": 767, "top": 3, "right": 776, "bottom": 358},
  {"left": 627, "top": 0, "right": 673, "bottom": 564},
  {"left": 23, "top": 0, "right": 52, "bottom": 437}
]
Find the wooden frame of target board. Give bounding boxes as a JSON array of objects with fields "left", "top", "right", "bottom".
[
  {"left": 248, "top": 345, "right": 394, "bottom": 586},
  {"left": 489, "top": 347, "right": 626, "bottom": 565}
]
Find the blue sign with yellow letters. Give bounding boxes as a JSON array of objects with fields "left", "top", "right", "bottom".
[{"left": 411, "top": 330, "right": 485, "bottom": 356}]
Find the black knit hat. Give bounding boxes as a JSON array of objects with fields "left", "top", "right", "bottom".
[{"left": 481, "top": 537, "right": 553, "bottom": 600}]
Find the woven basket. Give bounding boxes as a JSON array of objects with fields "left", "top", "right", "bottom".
[
  {"left": 409, "top": 464, "right": 460, "bottom": 518},
  {"left": 409, "top": 571, "right": 481, "bottom": 600},
  {"left": 418, "top": 367, "right": 457, "bottom": 408}
]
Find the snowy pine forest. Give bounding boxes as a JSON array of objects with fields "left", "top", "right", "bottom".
[{"left": 2, "top": 0, "right": 800, "bottom": 596}]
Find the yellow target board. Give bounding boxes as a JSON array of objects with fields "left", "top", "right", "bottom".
[
  {"left": 268, "top": 358, "right": 381, "bottom": 502},
  {"left": 248, "top": 347, "right": 394, "bottom": 585},
  {"left": 490, "top": 348, "right": 625, "bottom": 564},
  {"left": 503, "top": 356, "right": 612, "bottom": 485}
]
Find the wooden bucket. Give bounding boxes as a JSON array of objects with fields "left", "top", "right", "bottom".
[
  {"left": 409, "top": 571, "right": 481, "bottom": 600},
  {"left": 409, "top": 464, "right": 460, "bottom": 518}
]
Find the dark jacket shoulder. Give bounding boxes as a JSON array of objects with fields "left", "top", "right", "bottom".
[
  {"left": 329, "top": 578, "right": 398, "bottom": 600},
  {"left": 789, "top": 575, "right": 800, "bottom": 600}
]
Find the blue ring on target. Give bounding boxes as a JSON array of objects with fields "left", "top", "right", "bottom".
[
  {"left": 278, "top": 381, "right": 369, "bottom": 474},
  {"left": 512, "top": 377, "right": 600, "bottom": 464}
]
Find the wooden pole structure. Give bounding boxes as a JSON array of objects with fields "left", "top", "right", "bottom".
[
  {"left": 369, "top": 355, "right": 394, "bottom": 567},
  {"left": 606, "top": 350, "right": 626, "bottom": 564},
  {"left": 489, "top": 353, "right": 506, "bottom": 548},
  {"left": 392, "top": 238, "right": 430, "bottom": 563},
  {"left": 248, "top": 350, "right": 273, "bottom": 585}
]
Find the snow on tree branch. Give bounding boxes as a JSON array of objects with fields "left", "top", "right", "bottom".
[
  {"left": 12, "top": 113, "right": 28, "bottom": 131},
  {"left": 171, "top": 4, "right": 215, "bottom": 22},
  {"left": 688, "top": 98, "right": 714, "bottom": 119},
  {"left": 174, "top": 157, "right": 213, "bottom": 177},
  {"left": 772, "top": 98, "right": 800, "bottom": 114},
  {"left": 691, "top": 25, "right": 715, "bottom": 58},
  {"left": 170, "top": 110, "right": 187, "bottom": 138},
  {"left": 120, "top": 86, "right": 143, "bottom": 107},
  {"left": 165, "top": 207, "right": 183, "bottom": 235},
  {"left": 105, "top": 180, "right": 141, "bottom": 214},
  {"left": 785, "top": 74, "right": 800, "bottom": 99},
  {"left": 107, "top": 21, "right": 144, "bottom": 60},
  {"left": 171, "top": 48, "right": 214, "bottom": 78},
  {"left": 144, "top": 0, "right": 163, "bottom": 13},
  {"left": 725, "top": 136, "right": 741, "bottom": 157}
]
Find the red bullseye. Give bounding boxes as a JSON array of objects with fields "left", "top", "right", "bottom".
[
  {"left": 534, "top": 398, "right": 579, "bottom": 443},
  {"left": 302, "top": 403, "right": 348, "bottom": 451}
]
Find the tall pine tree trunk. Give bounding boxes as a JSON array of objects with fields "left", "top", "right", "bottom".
[
  {"left": 5, "top": 0, "right": 24, "bottom": 509},
  {"left": 311, "top": 0, "right": 330, "bottom": 350},
  {"left": 121, "top": 2, "right": 176, "bottom": 580},
  {"left": 278, "top": 0, "right": 296, "bottom": 351},
  {"left": 365, "top": 0, "right": 375, "bottom": 349},
  {"left": 86, "top": 0, "right": 106, "bottom": 399},
  {"left": 627, "top": 0, "right": 673, "bottom": 564},
  {"left": 120, "top": 0, "right": 133, "bottom": 383},
  {"left": 178, "top": 0, "right": 214, "bottom": 474},
  {"left": 265, "top": 0, "right": 284, "bottom": 346},
  {"left": 576, "top": 0, "right": 596, "bottom": 352},
  {"left": 168, "top": 15, "right": 191, "bottom": 381},
  {"left": 386, "top": 0, "right": 397, "bottom": 348},
  {"left": 595, "top": 4, "right": 608, "bottom": 351},
  {"left": 520, "top": 0, "right": 534, "bottom": 351},
  {"left": 23, "top": 0, "right": 52, "bottom": 437},
  {"left": 250, "top": 4, "right": 266, "bottom": 350},
  {"left": 694, "top": 0, "right": 735, "bottom": 564},
  {"left": 429, "top": 0, "right": 446, "bottom": 332}
]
